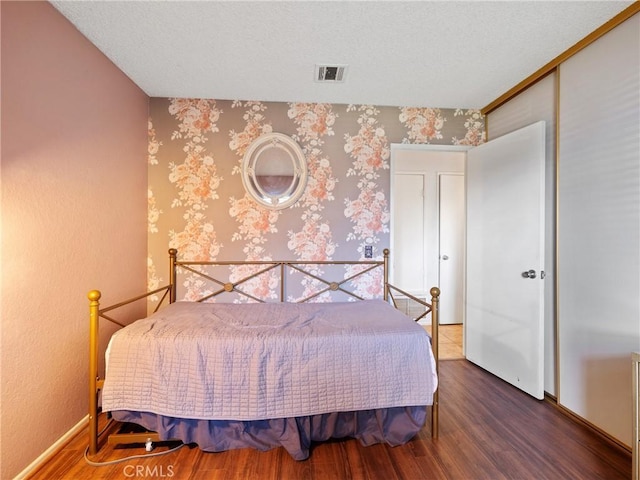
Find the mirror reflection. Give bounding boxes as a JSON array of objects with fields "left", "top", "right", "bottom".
[{"left": 254, "top": 146, "right": 295, "bottom": 196}]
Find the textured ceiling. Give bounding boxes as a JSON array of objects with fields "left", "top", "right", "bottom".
[{"left": 50, "top": 1, "right": 634, "bottom": 109}]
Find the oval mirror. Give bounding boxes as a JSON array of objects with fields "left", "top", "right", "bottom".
[{"left": 242, "top": 132, "right": 307, "bottom": 209}]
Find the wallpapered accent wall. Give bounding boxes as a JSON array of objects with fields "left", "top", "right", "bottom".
[{"left": 148, "top": 99, "right": 484, "bottom": 302}]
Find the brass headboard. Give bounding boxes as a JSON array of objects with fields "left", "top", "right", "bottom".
[{"left": 167, "top": 248, "right": 391, "bottom": 304}]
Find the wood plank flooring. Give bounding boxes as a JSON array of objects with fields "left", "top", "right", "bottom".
[{"left": 28, "top": 326, "right": 630, "bottom": 479}]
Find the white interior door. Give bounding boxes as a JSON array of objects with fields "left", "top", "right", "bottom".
[
  {"left": 438, "top": 173, "right": 464, "bottom": 325},
  {"left": 393, "top": 173, "right": 425, "bottom": 295},
  {"left": 466, "top": 121, "right": 546, "bottom": 400}
]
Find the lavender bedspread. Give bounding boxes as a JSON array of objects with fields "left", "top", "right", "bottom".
[{"left": 103, "top": 300, "right": 437, "bottom": 422}]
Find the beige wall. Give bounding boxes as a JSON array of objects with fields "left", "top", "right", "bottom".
[{"left": 0, "top": 2, "right": 148, "bottom": 478}]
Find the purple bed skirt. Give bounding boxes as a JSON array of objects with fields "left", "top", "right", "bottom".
[{"left": 112, "top": 406, "right": 427, "bottom": 460}]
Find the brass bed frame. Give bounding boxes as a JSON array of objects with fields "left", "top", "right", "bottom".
[{"left": 88, "top": 248, "right": 440, "bottom": 456}]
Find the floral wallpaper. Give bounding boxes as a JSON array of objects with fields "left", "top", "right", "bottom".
[{"left": 148, "top": 98, "right": 484, "bottom": 302}]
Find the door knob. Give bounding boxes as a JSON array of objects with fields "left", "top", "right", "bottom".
[
  {"left": 521, "top": 269, "right": 536, "bottom": 279},
  {"left": 441, "top": 255, "right": 449, "bottom": 260}
]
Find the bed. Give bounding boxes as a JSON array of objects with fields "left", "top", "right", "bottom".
[{"left": 88, "top": 249, "right": 440, "bottom": 460}]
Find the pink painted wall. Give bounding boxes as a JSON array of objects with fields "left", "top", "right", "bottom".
[{"left": 0, "top": 2, "right": 148, "bottom": 477}]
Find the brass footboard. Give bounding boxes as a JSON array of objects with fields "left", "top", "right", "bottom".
[
  {"left": 387, "top": 284, "right": 440, "bottom": 438},
  {"left": 88, "top": 285, "right": 171, "bottom": 456}
]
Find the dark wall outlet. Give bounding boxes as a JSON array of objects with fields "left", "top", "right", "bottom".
[{"left": 364, "top": 246, "right": 373, "bottom": 258}]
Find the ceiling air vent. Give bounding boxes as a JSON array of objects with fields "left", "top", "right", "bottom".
[{"left": 315, "top": 64, "right": 348, "bottom": 83}]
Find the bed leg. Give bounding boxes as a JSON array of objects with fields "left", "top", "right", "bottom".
[
  {"left": 88, "top": 290, "right": 101, "bottom": 456},
  {"left": 430, "top": 286, "right": 440, "bottom": 439}
]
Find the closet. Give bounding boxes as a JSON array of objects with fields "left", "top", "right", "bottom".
[
  {"left": 557, "top": 11, "right": 639, "bottom": 448},
  {"left": 483, "top": 7, "right": 639, "bottom": 449}
]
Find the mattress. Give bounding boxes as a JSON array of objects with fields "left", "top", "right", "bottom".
[{"left": 102, "top": 299, "right": 437, "bottom": 421}]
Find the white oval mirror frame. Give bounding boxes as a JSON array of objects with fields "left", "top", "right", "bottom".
[{"left": 241, "top": 132, "right": 308, "bottom": 209}]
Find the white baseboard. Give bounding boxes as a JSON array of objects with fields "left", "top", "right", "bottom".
[{"left": 14, "top": 414, "right": 88, "bottom": 480}]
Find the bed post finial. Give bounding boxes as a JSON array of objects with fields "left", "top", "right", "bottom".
[
  {"left": 88, "top": 290, "right": 101, "bottom": 302},
  {"left": 88, "top": 289, "right": 102, "bottom": 456},
  {"left": 169, "top": 249, "right": 177, "bottom": 303}
]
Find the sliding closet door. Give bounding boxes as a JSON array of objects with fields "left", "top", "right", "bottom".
[
  {"left": 487, "top": 73, "right": 556, "bottom": 396},
  {"left": 558, "top": 13, "right": 640, "bottom": 446}
]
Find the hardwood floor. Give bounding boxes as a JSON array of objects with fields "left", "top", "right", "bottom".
[{"left": 29, "top": 325, "right": 630, "bottom": 479}]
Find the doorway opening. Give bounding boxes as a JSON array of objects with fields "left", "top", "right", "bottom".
[{"left": 390, "top": 144, "right": 470, "bottom": 330}]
